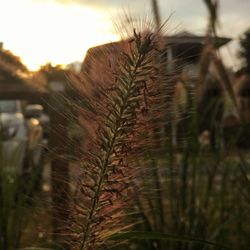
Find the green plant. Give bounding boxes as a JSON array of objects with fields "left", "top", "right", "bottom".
[
  {"left": 114, "top": 2, "right": 250, "bottom": 250},
  {"left": 0, "top": 141, "right": 25, "bottom": 249},
  {"left": 44, "top": 3, "right": 250, "bottom": 250},
  {"left": 0, "top": 139, "right": 45, "bottom": 249},
  {"left": 66, "top": 23, "right": 171, "bottom": 249},
  {"left": 238, "top": 28, "right": 250, "bottom": 72},
  {"left": 61, "top": 16, "right": 242, "bottom": 250}
]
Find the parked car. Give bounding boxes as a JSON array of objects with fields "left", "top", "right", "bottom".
[{"left": 0, "top": 100, "right": 43, "bottom": 171}]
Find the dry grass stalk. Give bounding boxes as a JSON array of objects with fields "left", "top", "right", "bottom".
[{"left": 65, "top": 21, "right": 170, "bottom": 250}]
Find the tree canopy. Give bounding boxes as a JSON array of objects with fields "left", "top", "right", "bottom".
[
  {"left": 39, "top": 63, "right": 69, "bottom": 82},
  {"left": 0, "top": 46, "right": 28, "bottom": 83},
  {"left": 0, "top": 49, "right": 28, "bottom": 72},
  {"left": 238, "top": 28, "right": 250, "bottom": 73}
]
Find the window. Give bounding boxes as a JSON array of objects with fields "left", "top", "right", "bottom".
[{"left": 0, "top": 100, "right": 18, "bottom": 113}]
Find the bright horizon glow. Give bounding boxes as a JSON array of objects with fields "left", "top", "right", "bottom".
[
  {"left": 0, "top": 0, "right": 119, "bottom": 70},
  {"left": 1, "top": 0, "right": 249, "bottom": 71}
]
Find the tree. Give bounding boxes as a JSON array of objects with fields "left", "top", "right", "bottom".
[
  {"left": 238, "top": 28, "right": 250, "bottom": 73},
  {"left": 0, "top": 46, "right": 29, "bottom": 83},
  {"left": 38, "top": 63, "right": 68, "bottom": 82},
  {"left": 0, "top": 47, "right": 28, "bottom": 73}
]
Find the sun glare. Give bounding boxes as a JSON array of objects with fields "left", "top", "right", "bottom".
[{"left": 0, "top": 0, "right": 119, "bottom": 70}]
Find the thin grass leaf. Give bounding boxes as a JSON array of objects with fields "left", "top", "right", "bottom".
[{"left": 111, "top": 231, "right": 230, "bottom": 249}]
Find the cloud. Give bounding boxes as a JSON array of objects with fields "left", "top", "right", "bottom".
[
  {"left": 48, "top": 0, "right": 250, "bottom": 39},
  {"left": 52, "top": 0, "right": 145, "bottom": 9}
]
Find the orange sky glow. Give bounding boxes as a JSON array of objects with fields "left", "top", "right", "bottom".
[
  {"left": 0, "top": 0, "right": 119, "bottom": 70},
  {"left": 1, "top": 0, "right": 249, "bottom": 71}
]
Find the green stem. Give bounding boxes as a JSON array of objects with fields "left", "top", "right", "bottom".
[{"left": 80, "top": 53, "right": 145, "bottom": 250}]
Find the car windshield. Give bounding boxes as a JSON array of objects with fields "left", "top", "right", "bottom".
[{"left": 0, "top": 100, "right": 18, "bottom": 113}]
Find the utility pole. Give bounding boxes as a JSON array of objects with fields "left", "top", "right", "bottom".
[
  {"left": 48, "top": 81, "right": 70, "bottom": 249},
  {"left": 151, "top": 0, "right": 161, "bottom": 29}
]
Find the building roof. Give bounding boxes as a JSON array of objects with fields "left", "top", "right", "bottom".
[
  {"left": 165, "top": 31, "right": 231, "bottom": 48},
  {"left": 82, "top": 30, "right": 231, "bottom": 70}
]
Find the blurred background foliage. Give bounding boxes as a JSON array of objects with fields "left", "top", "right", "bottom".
[{"left": 1, "top": 0, "right": 250, "bottom": 249}]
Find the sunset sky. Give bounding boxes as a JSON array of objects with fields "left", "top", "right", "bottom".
[{"left": 0, "top": 0, "right": 249, "bottom": 70}]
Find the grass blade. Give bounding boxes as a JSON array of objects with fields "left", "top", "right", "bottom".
[{"left": 111, "top": 231, "right": 230, "bottom": 249}]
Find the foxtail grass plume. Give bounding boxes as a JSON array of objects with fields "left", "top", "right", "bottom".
[{"left": 66, "top": 17, "right": 171, "bottom": 250}]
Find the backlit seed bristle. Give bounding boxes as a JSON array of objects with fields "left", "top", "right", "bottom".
[{"left": 66, "top": 19, "right": 172, "bottom": 250}]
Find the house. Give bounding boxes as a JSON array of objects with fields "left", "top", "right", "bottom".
[
  {"left": 80, "top": 31, "right": 232, "bottom": 149},
  {"left": 81, "top": 31, "right": 230, "bottom": 78}
]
